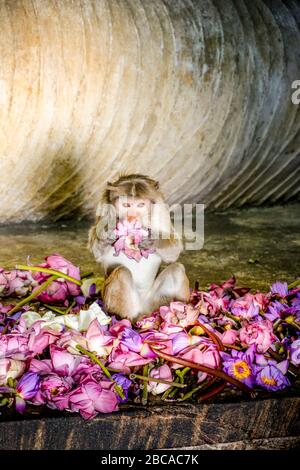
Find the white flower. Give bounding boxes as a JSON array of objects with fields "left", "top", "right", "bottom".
[{"left": 20, "top": 301, "right": 111, "bottom": 332}]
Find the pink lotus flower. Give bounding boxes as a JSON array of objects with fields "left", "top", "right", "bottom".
[
  {"left": 69, "top": 379, "right": 119, "bottom": 419},
  {"left": 33, "top": 253, "right": 81, "bottom": 304},
  {"left": 34, "top": 281, "right": 69, "bottom": 305},
  {"left": 27, "top": 323, "right": 61, "bottom": 355},
  {"left": 34, "top": 373, "right": 73, "bottom": 409},
  {"left": 56, "top": 330, "right": 88, "bottom": 355},
  {"left": 195, "top": 291, "right": 231, "bottom": 317},
  {"left": 136, "top": 312, "right": 161, "bottom": 330},
  {"left": 29, "top": 347, "right": 102, "bottom": 384},
  {"left": 230, "top": 295, "right": 260, "bottom": 320},
  {"left": 0, "top": 358, "right": 26, "bottom": 385},
  {"left": 108, "top": 343, "right": 152, "bottom": 373},
  {"left": 215, "top": 329, "right": 238, "bottom": 345},
  {"left": 239, "top": 320, "right": 276, "bottom": 353},
  {"left": 159, "top": 302, "right": 199, "bottom": 328},
  {"left": 0, "top": 269, "right": 36, "bottom": 297},
  {"left": 86, "top": 319, "right": 116, "bottom": 357},
  {"left": 147, "top": 364, "right": 173, "bottom": 395},
  {"left": 171, "top": 333, "right": 220, "bottom": 380},
  {"left": 49, "top": 345, "right": 83, "bottom": 376},
  {"left": 0, "top": 333, "right": 29, "bottom": 360}
]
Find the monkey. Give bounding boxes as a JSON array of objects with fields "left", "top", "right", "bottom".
[{"left": 87, "top": 173, "right": 190, "bottom": 322}]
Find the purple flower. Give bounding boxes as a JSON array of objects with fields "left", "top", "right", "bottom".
[
  {"left": 121, "top": 327, "right": 143, "bottom": 353},
  {"left": 265, "top": 300, "right": 287, "bottom": 321},
  {"left": 270, "top": 281, "right": 288, "bottom": 298},
  {"left": 15, "top": 372, "right": 40, "bottom": 413},
  {"left": 230, "top": 297, "right": 259, "bottom": 320},
  {"left": 290, "top": 339, "right": 300, "bottom": 366},
  {"left": 111, "top": 373, "right": 132, "bottom": 402},
  {"left": 255, "top": 365, "right": 290, "bottom": 391},
  {"left": 220, "top": 346, "right": 256, "bottom": 388}
]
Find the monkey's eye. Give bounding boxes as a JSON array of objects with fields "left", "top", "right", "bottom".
[
  {"left": 137, "top": 202, "right": 145, "bottom": 208},
  {"left": 122, "top": 202, "right": 131, "bottom": 208}
]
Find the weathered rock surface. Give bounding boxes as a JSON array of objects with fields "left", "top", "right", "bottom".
[{"left": 0, "top": 0, "right": 299, "bottom": 222}]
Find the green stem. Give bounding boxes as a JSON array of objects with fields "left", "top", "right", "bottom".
[
  {"left": 43, "top": 304, "right": 66, "bottom": 315},
  {"left": 179, "top": 385, "right": 202, "bottom": 401},
  {"left": 81, "top": 271, "right": 94, "bottom": 279},
  {"left": 76, "top": 345, "right": 125, "bottom": 399},
  {"left": 16, "top": 265, "right": 82, "bottom": 286},
  {"left": 129, "top": 373, "right": 185, "bottom": 388},
  {"left": 288, "top": 278, "right": 300, "bottom": 290},
  {"left": 142, "top": 365, "right": 149, "bottom": 405},
  {"left": 65, "top": 300, "right": 76, "bottom": 315},
  {"left": 224, "top": 312, "right": 241, "bottom": 323},
  {"left": 176, "top": 367, "right": 190, "bottom": 384},
  {"left": 7, "top": 275, "right": 58, "bottom": 316}
]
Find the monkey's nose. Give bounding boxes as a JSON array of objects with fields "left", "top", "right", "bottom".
[{"left": 127, "top": 214, "right": 137, "bottom": 222}]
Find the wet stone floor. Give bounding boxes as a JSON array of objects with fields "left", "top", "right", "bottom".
[{"left": 0, "top": 203, "right": 299, "bottom": 292}]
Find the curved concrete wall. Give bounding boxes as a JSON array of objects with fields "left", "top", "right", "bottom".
[{"left": 0, "top": 0, "right": 299, "bottom": 222}]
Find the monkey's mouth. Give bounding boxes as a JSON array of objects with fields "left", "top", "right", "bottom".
[{"left": 126, "top": 215, "right": 138, "bottom": 222}]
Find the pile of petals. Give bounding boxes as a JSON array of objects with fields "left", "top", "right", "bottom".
[
  {"left": 113, "top": 220, "right": 156, "bottom": 261},
  {"left": 0, "top": 253, "right": 299, "bottom": 420}
]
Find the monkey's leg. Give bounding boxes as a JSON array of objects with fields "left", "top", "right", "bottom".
[
  {"left": 143, "top": 262, "right": 190, "bottom": 315},
  {"left": 102, "top": 266, "right": 142, "bottom": 321}
]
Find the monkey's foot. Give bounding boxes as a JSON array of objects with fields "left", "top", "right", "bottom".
[{"left": 102, "top": 265, "right": 143, "bottom": 322}]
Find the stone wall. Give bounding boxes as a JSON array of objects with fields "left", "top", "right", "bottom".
[{"left": 0, "top": 0, "right": 299, "bottom": 222}]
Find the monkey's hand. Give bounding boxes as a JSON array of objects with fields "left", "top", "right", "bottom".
[
  {"left": 153, "top": 233, "right": 183, "bottom": 263},
  {"left": 139, "top": 237, "right": 155, "bottom": 250},
  {"left": 103, "top": 229, "right": 118, "bottom": 244}
]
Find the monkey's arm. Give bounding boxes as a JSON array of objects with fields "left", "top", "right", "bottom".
[{"left": 87, "top": 225, "right": 117, "bottom": 264}]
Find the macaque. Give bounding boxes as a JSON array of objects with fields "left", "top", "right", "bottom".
[{"left": 87, "top": 174, "right": 190, "bottom": 322}]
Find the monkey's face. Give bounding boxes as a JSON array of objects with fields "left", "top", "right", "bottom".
[{"left": 114, "top": 196, "right": 152, "bottom": 225}]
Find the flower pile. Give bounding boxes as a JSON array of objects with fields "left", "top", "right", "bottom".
[{"left": 0, "top": 253, "right": 299, "bottom": 420}]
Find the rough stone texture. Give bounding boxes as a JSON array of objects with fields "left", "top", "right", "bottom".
[
  {"left": 0, "top": 396, "right": 299, "bottom": 449},
  {"left": 0, "top": 0, "right": 299, "bottom": 222}
]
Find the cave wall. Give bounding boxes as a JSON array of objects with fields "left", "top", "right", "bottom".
[{"left": 0, "top": 0, "right": 299, "bottom": 222}]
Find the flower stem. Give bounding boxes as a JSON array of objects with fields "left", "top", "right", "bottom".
[
  {"left": 76, "top": 345, "right": 125, "bottom": 399},
  {"left": 198, "top": 381, "right": 227, "bottom": 402},
  {"left": 150, "top": 346, "right": 253, "bottom": 396},
  {"left": 142, "top": 365, "right": 149, "bottom": 405},
  {"left": 7, "top": 275, "right": 58, "bottom": 316},
  {"left": 224, "top": 312, "right": 241, "bottom": 323},
  {"left": 16, "top": 265, "right": 82, "bottom": 286},
  {"left": 65, "top": 300, "right": 76, "bottom": 315},
  {"left": 195, "top": 320, "right": 224, "bottom": 351},
  {"left": 43, "top": 304, "right": 66, "bottom": 315},
  {"left": 288, "top": 278, "right": 300, "bottom": 290},
  {"left": 179, "top": 385, "right": 202, "bottom": 401},
  {"left": 223, "top": 343, "right": 243, "bottom": 351},
  {"left": 129, "top": 373, "right": 185, "bottom": 388},
  {"left": 81, "top": 271, "right": 94, "bottom": 279}
]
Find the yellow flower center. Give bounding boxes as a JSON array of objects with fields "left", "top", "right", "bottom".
[
  {"left": 261, "top": 376, "right": 276, "bottom": 386},
  {"left": 233, "top": 360, "right": 251, "bottom": 380}
]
